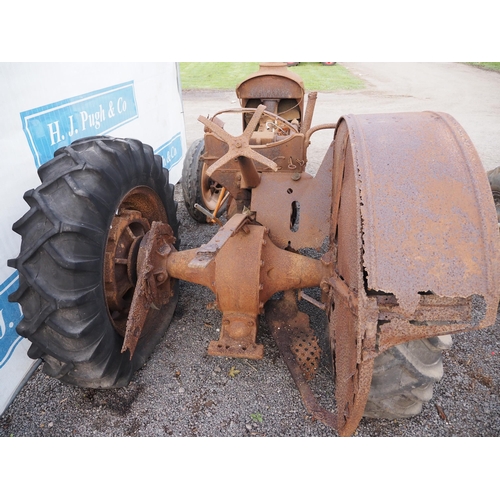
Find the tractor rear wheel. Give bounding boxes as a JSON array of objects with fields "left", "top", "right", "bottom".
[
  {"left": 181, "top": 138, "right": 226, "bottom": 223},
  {"left": 329, "top": 113, "right": 473, "bottom": 435},
  {"left": 364, "top": 335, "right": 452, "bottom": 419},
  {"left": 8, "top": 136, "right": 179, "bottom": 388}
]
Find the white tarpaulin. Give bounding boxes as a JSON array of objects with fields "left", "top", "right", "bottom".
[{"left": 0, "top": 62, "right": 186, "bottom": 416}]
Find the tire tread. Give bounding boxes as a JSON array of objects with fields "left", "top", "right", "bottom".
[
  {"left": 9, "top": 137, "right": 179, "bottom": 388},
  {"left": 364, "top": 335, "right": 452, "bottom": 419}
]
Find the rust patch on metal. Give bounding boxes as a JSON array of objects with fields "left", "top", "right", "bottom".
[
  {"left": 200, "top": 104, "right": 278, "bottom": 180},
  {"left": 372, "top": 293, "right": 477, "bottom": 354},
  {"left": 250, "top": 142, "right": 333, "bottom": 251},
  {"left": 290, "top": 329, "right": 321, "bottom": 381},
  {"left": 343, "top": 112, "right": 500, "bottom": 320},
  {"left": 188, "top": 212, "right": 251, "bottom": 269},
  {"left": 122, "top": 221, "right": 176, "bottom": 359},
  {"left": 104, "top": 187, "right": 169, "bottom": 335},
  {"left": 266, "top": 291, "right": 337, "bottom": 430},
  {"left": 105, "top": 209, "right": 151, "bottom": 334},
  {"left": 207, "top": 312, "right": 264, "bottom": 360}
]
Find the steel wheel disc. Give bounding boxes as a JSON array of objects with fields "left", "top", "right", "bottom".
[
  {"left": 104, "top": 186, "right": 169, "bottom": 335},
  {"left": 201, "top": 162, "right": 224, "bottom": 210}
]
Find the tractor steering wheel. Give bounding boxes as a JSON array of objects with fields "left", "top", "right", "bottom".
[{"left": 198, "top": 105, "right": 284, "bottom": 177}]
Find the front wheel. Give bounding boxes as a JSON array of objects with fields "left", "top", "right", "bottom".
[
  {"left": 181, "top": 138, "right": 226, "bottom": 223},
  {"left": 9, "top": 136, "right": 179, "bottom": 388}
]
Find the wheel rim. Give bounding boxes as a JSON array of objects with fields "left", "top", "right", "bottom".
[
  {"left": 328, "top": 119, "right": 378, "bottom": 436},
  {"left": 201, "top": 162, "right": 224, "bottom": 210},
  {"left": 104, "top": 186, "right": 169, "bottom": 335}
]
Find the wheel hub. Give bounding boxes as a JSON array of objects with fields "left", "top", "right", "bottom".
[
  {"left": 104, "top": 186, "right": 169, "bottom": 336},
  {"left": 105, "top": 209, "right": 151, "bottom": 334}
]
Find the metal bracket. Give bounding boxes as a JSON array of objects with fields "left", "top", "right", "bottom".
[
  {"left": 266, "top": 290, "right": 338, "bottom": 430},
  {"left": 188, "top": 213, "right": 251, "bottom": 269},
  {"left": 121, "top": 221, "right": 176, "bottom": 359},
  {"left": 207, "top": 312, "right": 263, "bottom": 359}
]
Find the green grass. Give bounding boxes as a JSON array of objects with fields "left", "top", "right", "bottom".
[
  {"left": 179, "top": 62, "right": 365, "bottom": 92},
  {"left": 467, "top": 62, "right": 500, "bottom": 72}
]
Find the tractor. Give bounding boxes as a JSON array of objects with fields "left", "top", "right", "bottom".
[{"left": 9, "top": 63, "right": 500, "bottom": 436}]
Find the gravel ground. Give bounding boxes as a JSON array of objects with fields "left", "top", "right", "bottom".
[
  {"left": 1, "top": 181, "right": 499, "bottom": 438},
  {"left": 1, "top": 63, "right": 499, "bottom": 439}
]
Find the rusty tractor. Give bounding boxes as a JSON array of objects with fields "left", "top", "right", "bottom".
[{"left": 9, "top": 63, "right": 500, "bottom": 436}]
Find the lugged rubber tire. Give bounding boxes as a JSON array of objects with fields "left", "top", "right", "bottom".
[
  {"left": 487, "top": 166, "right": 500, "bottom": 223},
  {"left": 8, "top": 136, "right": 179, "bottom": 389},
  {"left": 363, "top": 335, "right": 452, "bottom": 419},
  {"left": 181, "top": 138, "right": 226, "bottom": 223}
]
